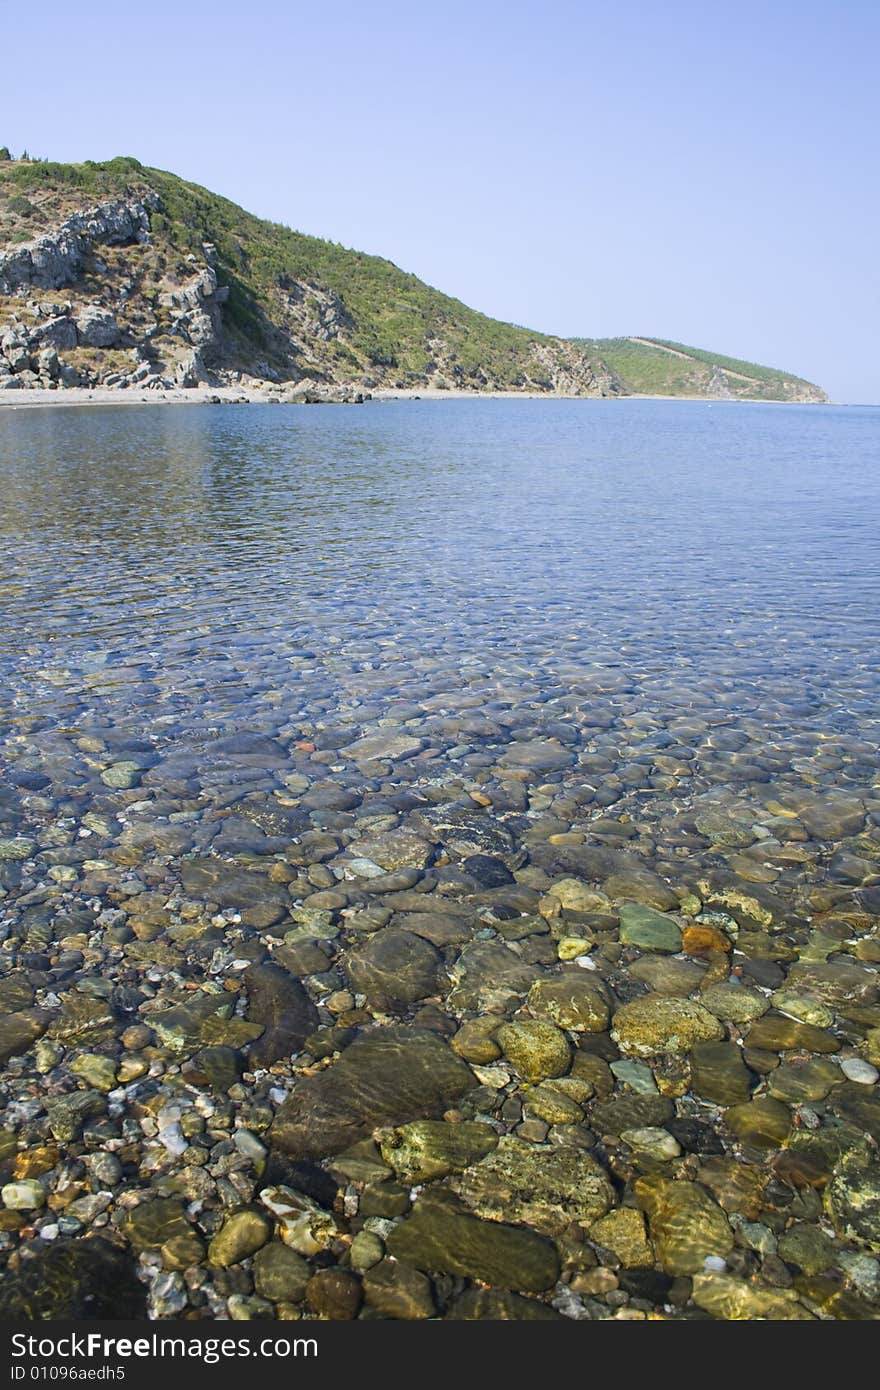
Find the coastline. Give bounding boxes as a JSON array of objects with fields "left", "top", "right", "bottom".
[{"left": 0, "top": 384, "right": 829, "bottom": 410}]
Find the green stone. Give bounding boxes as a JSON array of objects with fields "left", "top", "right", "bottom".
[
  {"left": 603, "top": 870, "right": 679, "bottom": 911},
  {"left": 447, "top": 941, "right": 540, "bottom": 1012},
  {"left": 455, "top": 1134, "right": 613, "bottom": 1236},
  {"left": 182, "top": 1045, "right": 244, "bottom": 1092},
  {"left": 590, "top": 1207, "right": 654, "bottom": 1267},
  {"left": 1, "top": 1180, "right": 46, "bottom": 1209},
  {"left": 591, "top": 1094, "right": 674, "bottom": 1135},
  {"left": 253, "top": 1241, "right": 310, "bottom": 1302},
  {"left": 208, "top": 1210, "right": 271, "bottom": 1267},
  {"left": 693, "top": 813, "right": 755, "bottom": 848},
  {"left": 181, "top": 858, "right": 290, "bottom": 924},
  {"left": 767, "top": 1057, "right": 841, "bottom": 1103},
  {"left": 691, "top": 1272, "right": 814, "bottom": 1320},
  {"left": 629, "top": 955, "right": 706, "bottom": 996},
  {"left": 200, "top": 1017, "right": 265, "bottom": 1047},
  {"left": 620, "top": 1127, "right": 681, "bottom": 1160},
  {"left": 825, "top": 1161, "right": 880, "bottom": 1247},
  {"left": 0, "top": 977, "right": 35, "bottom": 1012},
  {"left": 271, "top": 1026, "right": 474, "bottom": 1158},
  {"left": 618, "top": 901, "right": 682, "bottom": 953},
  {"left": 746, "top": 1013, "right": 839, "bottom": 1054},
  {"left": 0, "top": 1009, "right": 53, "bottom": 1065},
  {"left": 45, "top": 1090, "right": 106, "bottom": 1143},
  {"left": 123, "top": 1197, "right": 192, "bottom": 1252},
  {"left": 149, "top": 993, "right": 233, "bottom": 1052},
  {"left": 0, "top": 1240, "right": 146, "bottom": 1319},
  {"left": 523, "top": 1083, "right": 584, "bottom": 1124},
  {"left": 244, "top": 963, "right": 318, "bottom": 1067},
  {"left": 362, "top": 1258, "right": 435, "bottom": 1319},
  {"left": 101, "top": 761, "right": 142, "bottom": 789},
  {"left": 446, "top": 1289, "right": 563, "bottom": 1319},
  {"left": 346, "top": 929, "right": 442, "bottom": 1012},
  {"left": 725, "top": 1097, "right": 792, "bottom": 1148},
  {"left": 386, "top": 1192, "right": 559, "bottom": 1292},
  {"left": 689, "top": 1042, "right": 753, "bottom": 1105},
  {"left": 48, "top": 995, "right": 117, "bottom": 1046},
  {"left": 829, "top": 1083, "right": 880, "bottom": 1143},
  {"left": 527, "top": 972, "right": 611, "bottom": 1032},
  {"left": 496, "top": 1019, "right": 571, "bottom": 1081},
  {"left": 769, "top": 991, "right": 834, "bottom": 1029},
  {"left": 344, "top": 733, "right": 422, "bottom": 762},
  {"left": 304, "top": 1267, "right": 362, "bottom": 1320},
  {"left": 611, "top": 995, "right": 723, "bottom": 1056},
  {"left": 359, "top": 1180, "right": 409, "bottom": 1218},
  {"left": 787, "top": 961, "right": 878, "bottom": 1009},
  {"left": 348, "top": 830, "right": 432, "bottom": 870},
  {"left": 609, "top": 1058, "right": 659, "bottom": 1094},
  {"left": 70, "top": 1054, "right": 117, "bottom": 1092},
  {"left": 451, "top": 1018, "right": 502, "bottom": 1064},
  {"left": 697, "top": 1156, "right": 767, "bottom": 1212},
  {"left": 777, "top": 1223, "right": 837, "bottom": 1274},
  {"left": 380, "top": 1120, "right": 498, "bottom": 1183},
  {"left": 349, "top": 1231, "right": 384, "bottom": 1272},
  {"left": 0, "top": 837, "right": 37, "bottom": 861},
  {"left": 699, "top": 981, "right": 769, "bottom": 1023},
  {"left": 328, "top": 1140, "right": 393, "bottom": 1186}
]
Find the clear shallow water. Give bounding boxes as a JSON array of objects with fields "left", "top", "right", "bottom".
[
  {"left": 1, "top": 397, "right": 880, "bottom": 1322},
  {"left": 1, "top": 399, "right": 879, "bottom": 741}
]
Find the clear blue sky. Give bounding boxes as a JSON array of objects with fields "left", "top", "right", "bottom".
[{"left": 5, "top": 0, "right": 878, "bottom": 401}]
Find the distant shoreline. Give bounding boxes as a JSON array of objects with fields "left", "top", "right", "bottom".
[{"left": 0, "top": 385, "right": 832, "bottom": 411}]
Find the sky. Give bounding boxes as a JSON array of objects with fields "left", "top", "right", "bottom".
[{"left": 3, "top": 0, "right": 878, "bottom": 401}]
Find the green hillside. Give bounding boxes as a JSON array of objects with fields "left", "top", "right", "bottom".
[
  {"left": 572, "top": 335, "right": 827, "bottom": 402},
  {"left": 0, "top": 153, "right": 828, "bottom": 401},
  {"left": 0, "top": 155, "right": 615, "bottom": 395}
]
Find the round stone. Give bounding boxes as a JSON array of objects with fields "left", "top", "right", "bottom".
[
  {"left": 208, "top": 1210, "right": 271, "bottom": 1267},
  {"left": 496, "top": 1020, "right": 571, "bottom": 1081},
  {"left": 611, "top": 995, "right": 724, "bottom": 1056},
  {"left": 840, "top": 1058, "right": 880, "bottom": 1086},
  {"left": 1, "top": 1180, "right": 45, "bottom": 1210},
  {"left": 620, "top": 1127, "right": 682, "bottom": 1160}
]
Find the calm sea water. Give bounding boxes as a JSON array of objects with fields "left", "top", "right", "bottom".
[{"left": 1, "top": 398, "right": 878, "bottom": 740}]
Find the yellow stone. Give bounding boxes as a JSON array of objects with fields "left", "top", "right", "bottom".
[
  {"left": 590, "top": 1207, "right": 653, "bottom": 1267},
  {"left": 557, "top": 937, "right": 593, "bottom": 961},
  {"left": 692, "top": 1272, "right": 814, "bottom": 1320},
  {"left": 13, "top": 1147, "right": 60, "bottom": 1179},
  {"left": 635, "top": 1176, "right": 733, "bottom": 1274}
]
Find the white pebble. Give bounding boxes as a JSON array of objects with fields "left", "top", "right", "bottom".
[
  {"left": 157, "top": 1122, "right": 188, "bottom": 1156},
  {"left": 840, "top": 1057, "right": 879, "bottom": 1085}
]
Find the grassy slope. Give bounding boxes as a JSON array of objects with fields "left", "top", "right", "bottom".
[
  {"left": 0, "top": 156, "right": 600, "bottom": 389},
  {"left": 572, "top": 335, "right": 826, "bottom": 401}
]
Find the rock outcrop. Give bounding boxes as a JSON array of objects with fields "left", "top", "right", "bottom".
[{"left": 0, "top": 197, "right": 157, "bottom": 294}]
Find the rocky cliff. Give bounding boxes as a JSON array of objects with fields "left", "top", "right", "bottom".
[{"left": 0, "top": 157, "right": 620, "bottom": 396}]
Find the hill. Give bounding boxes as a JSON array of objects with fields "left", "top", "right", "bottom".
[
  {"left": 571, "top": 335, "right": 827, "bottom": 402},
  {"left": 0, "top": 153, "right": 827, "bottom": 403},
  {"left": 0, "top": 154, "right": 618, "bottom": 397}
]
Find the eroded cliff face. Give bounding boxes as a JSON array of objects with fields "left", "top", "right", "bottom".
[
  {"left": 0, "top": 184, "right": 620, "bottom": 396},
  {"left": 0, "top": 197, "right": 232, "bottom": 390},
  {"left": 0, "top": 198, "right": 158, "bottom": 294}
]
